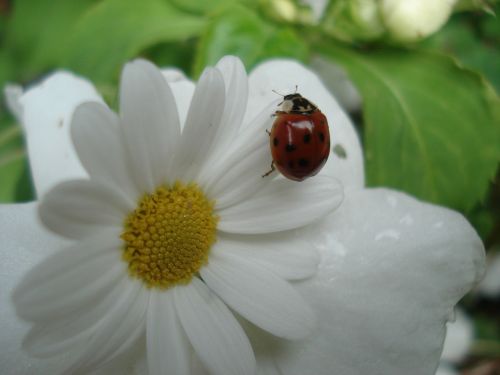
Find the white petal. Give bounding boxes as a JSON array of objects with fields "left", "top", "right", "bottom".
[
  {"left": 63, "top": 281, "right": 148, "bottom": 373},
  {"left": 215, "top": 233, "right": 319, "bottom": 281},
  {"left": 13, "top": 230, "right": 125, "bottom": 323},
  {"left": 162, "top": 68, "right": 188, "bottom": 83},
  {"left": 310, "top": 57, "right": 362, "bottom": 113},
  {"left": 161, "top": 68, "right": 198, "bottom": 131},
  {"left": 174, "top": 278, "right": 256, "bottom": 375},
  {"left": 4, "top": 84, "right": 23, "bottom": 121},
  {"left": 39, "top": 179, "right": 133, "bottom": 239},
  {"left": 252, "top": 188, "right": 485, "bottom": 375},
  {"left": 191, "top": 353, "right": 210, "bottom": 375},
  {"left": 132, "top": 352, "right": 148, "bottom": 375},
  {"left": 199, "top": 101, "right": 277, "bottom": 209},
  {"left": 201, "top": 250, "right": 316, "bottom": 339},
  {"left": 91, "top": 350, "right": 143, "bottom": 375},
  {"left": 256, "top": 358, "right": 282, "bottom": 375},
  {"left": 23, "top": 275, "right": 128, "bottom": 357},
  {"left": 247, "top": 59, "right": 364, "bottom": 189},
  {"left": 233, "top": 322, "right": 284, "bottom": 375},
  {"left": 92, "top": 348, "right": 146, "bottom": 375},
  {"left": 165, "top": 79, "right": 196, "bottom": 130},
  {"left": 18, "top": 71, "right": 104, "bottom": 196},
  {"left": 218, "top": 175, "right": 343, "bottom": 234},
  {"left": 120, "top": 59, "right": 181, "bottom": 192},
  {"left": 147, "top": 290, "right": 191, "bottom": 375},
  {"left": 71, "top": 102, "right": 139, "bottom": 200},
  {"left": 171, "top": 67, "right": 225, "bottom": 182},
  {"left": 435, "top": 363, "right": 458, "bottom": 375},
  {"left": 0, "top": 203, "right": 72, "bottom": 374},
  {"left": 441, "top": 309, "right": 473, "bottom": 364},
  {"left": 208, "top": 56, "right": 249, "bottom": 158}
]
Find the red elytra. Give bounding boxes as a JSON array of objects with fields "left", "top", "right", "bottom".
[{"left": 264, "top": 93, "right": 330, "bottom": 181}]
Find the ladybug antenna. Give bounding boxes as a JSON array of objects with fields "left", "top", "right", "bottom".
[
  {"left": 272, "top": 89, "right": 285, "bottom": 97},
  {"left": 295, "top": 85, "right": 298, "bottom": 93}
]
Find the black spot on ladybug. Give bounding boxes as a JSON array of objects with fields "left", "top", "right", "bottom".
[
  {"left": 303, "top": 134, "right": 311, "bottom": 144},
  {"left": 288, "top": 160, "right": 295, "bottom": 169},
  {"left": 298, "top": 158, "right": 309, "bottom": 167},
  {"left": 332, "top": 144, "right": 347, "bottom": 159},
  {"left": 285, "top": 144, "right": 297, "bottom": 152},
  {"left": 273, "top": 137, "right": 279, "bottom": 147},
  {"left": 318, "top": 132, "right": 325, "bottom": 143}
]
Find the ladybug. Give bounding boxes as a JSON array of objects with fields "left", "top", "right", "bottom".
[{"left": 263, "top": 92, "right": 330, "bottom": 181}]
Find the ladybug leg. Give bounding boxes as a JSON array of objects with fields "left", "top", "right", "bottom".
[
  {"left": 265, "top": 129, "right": 271, "bottom": 135},
  {"left": 262, "top": 161, "right": 275, "bottom": 178}
]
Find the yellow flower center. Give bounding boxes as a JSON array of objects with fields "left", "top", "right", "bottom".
[{"left": 121, "top": 182, "right": 218, "bottom": 289}]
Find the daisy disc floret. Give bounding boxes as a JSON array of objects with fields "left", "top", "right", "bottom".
[
  {"left": 11, "top": 57, "right": 344, "bottom": 375},
  {"left": 122, "top": 182, "right": 218, "bottom": 288}
]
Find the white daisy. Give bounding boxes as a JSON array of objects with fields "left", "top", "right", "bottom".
[
  {"left": 3, "top": 57, "right": 483, "bottom": 375},
  {"left": 9, "top": 56, "right": 343, "bottom": 375}
]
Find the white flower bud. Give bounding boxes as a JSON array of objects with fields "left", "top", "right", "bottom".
[
  {"left": 381, "top": 0, "right": 457, "bottom": 42},
  {"left": 351, "top": 0, "right": 385, "bottom": 38},
  {"left": 300, "top": 0, "right": 329, "bottom": 21},
  {"left": 321, "top": 0, "right": 384, "bottom": 42}
]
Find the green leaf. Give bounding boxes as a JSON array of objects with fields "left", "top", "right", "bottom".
[
  {"left": 475, "top": 315, "right": 500, "bottom": 342},
  {"left": 193, "top": 5, "right": 309, "bottom": 77},
  {"left": 0, "top": 122, "right": 33, "bottom": 202},
  {"left": 454, "top": 0, "right": 497, "bottom": 13},
  {"left": 168, "top": 0, "right": 253, "bottom": 15},
  {"left": 145, "top": 40, "right": 197, "bottom": 77},
  {"left": 14, "top": 160, "right": 35, "bottom": 202},
  {"left": 468, "top": 205, "right": 495, "bottom": 241},
  {"left": 424, "top": 15, "right": 500, "bottom": 93},
  {"left": 0, "top": 49, "right": 14, "bottom": 92},
  {"left": 0, "top": 152, "right": 34, "bottom": 203},
  {"left": 4, "top": 0, "right": 97, "bottom": 79},
  {"left": 322, "top": 45, "right": 500, "bottom": 212},
  {"left": 61, "top": 0, "right": 205, "bottom": 82}
]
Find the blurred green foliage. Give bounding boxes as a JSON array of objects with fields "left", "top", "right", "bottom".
[
  {"left": 322, "top": 46, "right": 500, "bottom": 213},
  {"left": 0, "top": 0, "right": 499, "bottom": 248},
  {"left": 193, "top": 4, "right": 309, "bottom": 77},
  {"left": 425, "top": 11, "right": 500, "bottom": 93}
]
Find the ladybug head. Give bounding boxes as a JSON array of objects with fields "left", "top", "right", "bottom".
[
  {"left": 283, "top": 93, "right": 303, "bottom": 102},
  {"left": 279, "top": 93, "right": 318, "bottom": 115}
]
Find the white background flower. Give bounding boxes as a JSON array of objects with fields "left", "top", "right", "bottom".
[
  {"left": 302, "top": 0, "right": 457, "bottom": 42},
  {"left": 381, "top": 0, "right": 457, "bottom": 41},
  {"left": 437, "top": 309, "right": 474, "bottom": 375},
  {"left": 1, "top": 57, "right": 485, "bottom": 375},
  {"left": 227, "top": 59, "right": 485, "bottom": 375}
]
